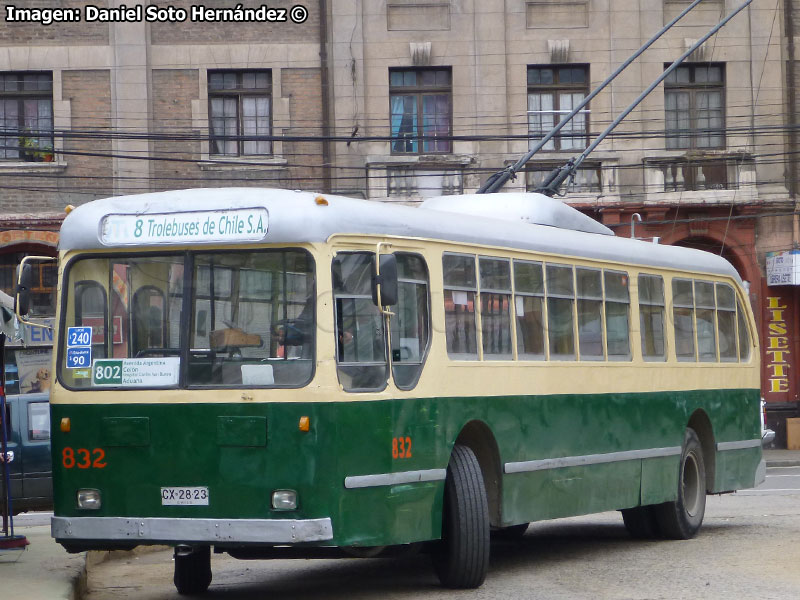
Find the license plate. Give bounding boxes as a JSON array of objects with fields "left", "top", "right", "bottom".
[{"left": 161, "top": 486, "right": 209, "bottom": 506}]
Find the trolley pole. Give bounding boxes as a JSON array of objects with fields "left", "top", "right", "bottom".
[
  {"left": 477, "top": 0, "right": 751, "bottom": 195},
  {"left": 534, "top": 0, "right": 753, "bottom": 197}
]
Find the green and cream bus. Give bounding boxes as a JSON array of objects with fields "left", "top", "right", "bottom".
[{"left": 27, "top": 188, "right": 763, "bottom": 594}]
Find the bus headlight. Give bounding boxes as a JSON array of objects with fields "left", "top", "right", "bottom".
[
  {"left": 77, "top": 489, "right": 102, "bottom": 510},
  {"left": 271, "top": 490, "right": 297, "bottom": 510}
]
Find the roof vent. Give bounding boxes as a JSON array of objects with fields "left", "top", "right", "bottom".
[{"left": 420, "top": 193, "right": 613, "bottom": 236}]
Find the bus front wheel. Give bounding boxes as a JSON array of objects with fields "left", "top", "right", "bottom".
[
  {"left": 654, "top": 428, "right": 706, "bottom": 540},
  {"left": 433, "top": 444, "right": 490, "bottom": 589},
  {"left": 173, "top": 545, "right": 212, "bottom": 595}
]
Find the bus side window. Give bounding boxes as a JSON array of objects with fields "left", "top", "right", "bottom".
[
  {"left": 333, "top": 253, "right": 388, "bottom": 392},
  {"left": 716, "top": 283, "right": 738, "bottom": 361},
  {"left": 75, "top": 281, "right": 108, "bottom": 360},
  {"left": 132, "top": 286, "right": 166, "bottom": 356},
  {"left": 604, "top": 270, "right": 631, "bottom": 360},
  {"left": 513, "top": 260, "right": 545, "bottom": 360},
  {"left": 443, "top": 254, "right": 478, "bottom": 360},
  {"left": 672, "top": 278, "right": 695, "bottom": 361},
  {"left": 576, "top": 267, "right": 604, "bottom": 360},
  {"left": 736, "top": 298, "right": 751, "bottom": 361},
  {"left": 695, "top": 281, "right": 717, "bottom": 362},
  {"left": 479, "top": 257, "right": 512, "bottom": 360},
  {"left": 546, "top": 264, "right": 575, "bottom": 360},
  {"left": 391, "top": 253, "right": 430, "bottom": 389},
  {"left": 638, "top": 274, "right": 666, "bottom": 360}
]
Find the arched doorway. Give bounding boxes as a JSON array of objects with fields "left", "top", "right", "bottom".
[{"left": 673, "top": 236, "right": 747, "bottom": 281}]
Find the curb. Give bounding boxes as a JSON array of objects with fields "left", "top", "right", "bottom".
[
  {"left": 766, "top": 459, "right": 800, "bottom": 467},
  {"left": 71, "top": 559, "right": 87, "bottom": 600},
  {"left": 76, "top": 545, "right": 172, "bottom": 598}
]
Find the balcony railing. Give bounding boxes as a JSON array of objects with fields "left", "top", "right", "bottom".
[
  {"left": 525, "top": 161, "right": 616, "bottom": 198},
  {"left": 644, "top": 154, "right": 755, "bottom": 196}
]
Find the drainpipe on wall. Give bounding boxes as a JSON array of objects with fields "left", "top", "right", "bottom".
[
  {"left": 784, "top": 0, "right": 799, "bottom": 243},
  {"left": 319, "top": 0, "right": 333, "bottom": 193},
  {"left": 786, "top": 0, "right": 800, "bottom": 405}
]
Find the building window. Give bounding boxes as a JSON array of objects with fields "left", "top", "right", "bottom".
[
  {"left": 390, "top": 68, "right": 452, "bottom": 154},
  {"left": 527, "top": 66, "right": 589, "bottom": 151},
  {"left": 664, "top": 63, "right": 725, "bottom": 149},
  {"left": 209, "top": 70, "right": 272, "bottom": 156},
  {"left": 0, "top": 72, "right": 54, "bottom": 161}
]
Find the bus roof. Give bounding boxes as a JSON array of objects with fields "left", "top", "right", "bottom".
[{"left": 59, "top": 188, "right": 741, "bottom": 282}]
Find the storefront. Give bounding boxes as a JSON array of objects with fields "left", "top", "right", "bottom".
[{"left": 763, "top": 251, "right": 800, "bottom": 446}]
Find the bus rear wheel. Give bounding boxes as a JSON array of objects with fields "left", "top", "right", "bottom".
[
  {"left": 433, "top": 444, "right": 490, "bottom": 589},
  {"left": 654, "top": 428, "right": 706, "bottom": 540},
  {"left": 173, "top": 545, "right": 212, "bottom": 595}
]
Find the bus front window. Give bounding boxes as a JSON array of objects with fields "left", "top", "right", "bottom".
[
  {"left": 59, "top": 250, "right": 314, "bottom": 390},
  {"left": 60, "top": 256, "right": 185, "bottom": 389},
  {"left": 189, "top": 250, "right": 314, "bottom": 387}
]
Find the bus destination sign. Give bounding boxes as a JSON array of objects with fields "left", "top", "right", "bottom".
[
  {"left": 92, "top": 357, "right": 180, "bottom": 387},
  {"left": 100, "top": 208, "right": 269, "bottom": 245}
]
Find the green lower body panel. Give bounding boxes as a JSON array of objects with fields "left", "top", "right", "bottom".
[{"left": 51, "top": 388, "right": 761, "bottom": 549}]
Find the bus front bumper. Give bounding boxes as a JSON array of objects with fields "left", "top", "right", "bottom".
[{"left": 52, "top": 516, "right": 333, "bottom": 545}]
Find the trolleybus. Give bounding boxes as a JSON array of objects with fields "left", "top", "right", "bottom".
[{"left": 26, "top": 188, "right": 763, "bottom": 593}]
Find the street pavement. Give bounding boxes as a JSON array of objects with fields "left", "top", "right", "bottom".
[{"left": 2, "top": 449, "right": 799, "bottom": 600}]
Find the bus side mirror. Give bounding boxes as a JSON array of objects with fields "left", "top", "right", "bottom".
[
  {"left": 372, "top": 255, "right": 398, "bottom": 307},
  {"left": 15, "top": 263, "right": 34, "bottom": 317}
]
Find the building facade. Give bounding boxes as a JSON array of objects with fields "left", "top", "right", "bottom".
[{"left": 1, "top": 0, "right": 798, "bottom": 441}]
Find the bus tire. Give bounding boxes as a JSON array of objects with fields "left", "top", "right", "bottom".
[
  {"left": 654, "top": 428, "right": 706, "bottom": 540},
  {"left": 173, "top": 546, "right": 212, "bottom": 595},
  {"left": 621, "top": 506, "right": 660, "bottom": 539},
  {"left": 433, "top": 444, "right": 490, "bottom": 589}
]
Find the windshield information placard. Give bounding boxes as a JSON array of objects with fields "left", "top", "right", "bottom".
[
  {"left": 92, "top": 357, "right": 180, "bottom": 387},
  {"left": 66, "top": 326, "right": 92, "bottom": 369},
  {"left": 100, "top": 208, "right": 269, "bottom": 245}
]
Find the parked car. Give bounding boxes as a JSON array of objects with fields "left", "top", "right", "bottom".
[
  {"left": 762, "top": 399, "right": 776, "bottom": 447},
  {"left": 2, "top": 391, "right": 51, "bottom": 515},
  {"left": 2, "top": 289, "right": 54, "bottom": 515}
]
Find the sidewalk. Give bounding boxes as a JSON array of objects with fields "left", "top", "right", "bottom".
[
  {"left": 2, "top": 449, "right": 798, "bottom": 600},
  {"left": 0, "top": 523, "right": 85, "bottom": 600},
  {"left": 763, "top": 447, "right": 800, "bottom": 467}
]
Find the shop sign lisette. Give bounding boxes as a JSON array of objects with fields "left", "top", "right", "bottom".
[{"left": 100, "top": 208, "right": 268, "bottom": 245}]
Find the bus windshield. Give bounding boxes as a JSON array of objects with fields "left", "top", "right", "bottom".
[{"left": 58, "top": 249, "right": 314, "bottom": 390}]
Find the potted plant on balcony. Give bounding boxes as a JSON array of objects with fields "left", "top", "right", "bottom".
[{"left": 17, "top": 136, "right": 54, "bottom": 162}]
